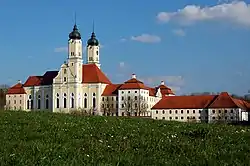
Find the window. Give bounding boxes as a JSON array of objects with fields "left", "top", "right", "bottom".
[
  {"left": 135, "top": 91, "right": 137, "bottom": 93},
  {"left": 199, "top": 110, "right": 201, "bottom": 113},
  {"left": 71, "top": 98, "right": 74, "bottom": 108},
  {"left": 225, "top": 110, "right": 227, "bottom": 113},
  {"left": 93, "top": 93, "right": 96, "bottom": 97},
  {"left": 198, "top": 117, "right": 201, "bottom": 119},
  {"left": 181, "top": 117, "right": 184, "bottom": 119},
  {"left": 122, "top": 97, "right": 124, "bottom": 100},
  {"left": 231, "top": 117, "right": 233, "bottom": 119},
  {"left": 169, "top": 117, "right": 172, "bottom": 120},
  {"left": 84, "top": 93, "right": 87, "bottom": 97},
  {"left": 170, "top": 110, "right": 172, "bottom": 114},
  {"left": 14, "top": 100, "right": 16, "bottom": 104},
  {"left": 193, "top": 110, "right": 195, "bottom": 113},
  {"left": 175, "top": 117, "right": 178, "bottom": 119},
  {"left": 128, "top": 96, "right": 131, "bottom": 100},
  {"left": 93, "top": 98, "right": 96, "bottom": 108},
  {"left": 102, "top": 97, "right": 104, "bottom": 101},
  {"left": 31, "top": 100, "right": 34, "bottom": 109},
  {"left": 64, "top": 69, "right": 67, "bottom": 74},
  {"left": 156, "top": 111, "right": 158, "bottom": 114},
  {"left": 219, "top": 110, "right": 221, "bottom": 113},
  {"left": 56, "top": 98, "right": 59, "bottom": 108},
  {"left": 231, "top": 110, "right": 234, "bottom": 113},
  {"left": 187, "top": 110, "right": 189, "bottom": 114},
  {"left": 96, "top": 51, "right": 99, "bottom": 55},
  {"left": 84, "top": 98, "right": 87, "bottom": 108},
  {"left": 64, "top": 77, "right": 67, "bottom": 82},
  {"left": 64, "top": 98, "right": 67, "bottom": 108},
  {"left": 162, "top": 110, "right": 165, "bottom": 114},
  {"left": 181, "top": 110, "right": 183, "bottom": 114},
  {"left": 135, "top": 103, "right": 137, "bottom": 108},
  {"left": 37, "top": 95, "right": 41, "bottom": 109},
  {"left": 46, "top": 99, "right": 49, "bottom": 109},
  {"left": 122, "top": 104, "right": 124, "bottom": 108},
  {"left": 29, "top": 95, "right": 32, "bottom": 99},
  {"left": 163, "top": 117, "right": 165, "bottom": 120},
  {"left": 27, "top": 100, "right": 30, "bottom": 109},
  {"left": 128, "top": 91, "right": 130, "bottom": 93},
  {"left": 121, "top": 91, "right": 124, "bottom": 94},
  {"left": 175, "top": 110, "right": 178, "bottom": 114},
  {"left": 155, "top": 117, "right": 157, "bottom": 119},
  {"left": 20, "top": 100, "right": 21, "bottom": 104},
  {"left": 213, "top": 117, "right": 215, "bottom": 119},
  {"left": 212, "top": 110, "right": 215, "bottom": 114}
]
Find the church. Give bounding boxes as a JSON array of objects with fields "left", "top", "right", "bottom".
[{"left": 5, "top": 23, "right": 175, "bottom": 116}]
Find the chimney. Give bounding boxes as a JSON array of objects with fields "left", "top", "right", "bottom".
[
  {"left": 18, "top": 80, "right": 21, "bottom": 84},
  {"left": 132, "top": 74, "right": 136, "bottom": 79},
  {"left": 161, "top": 81, "right": 164, "bottom": 85}
]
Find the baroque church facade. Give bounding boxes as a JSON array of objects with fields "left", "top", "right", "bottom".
[{"left": 6, "top": 23, "right": 175, "bottom": 116}]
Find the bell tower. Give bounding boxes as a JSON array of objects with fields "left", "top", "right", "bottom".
[
  {"left": 87, "top": 24, "right": 100, "bottom": 68},
  {"left": 67, "top": 23, "right": 83, "bottom": 83}
]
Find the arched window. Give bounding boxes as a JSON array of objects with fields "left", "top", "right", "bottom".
[
  {"left": 93, "top": 93, "right": 96, "bottom": 97},
  {"left": 93, "top": 98, "right": 96, "bottom": 108},
  {"left": 71, "top": 93, "right": 74, "bottom": 108},
  {"left": 56, "top": 93, "right": 59, "bottom": 108},
  {"left": 84, "top": 93, "right": 87, "bottom": 97},
  {"left": 27, "top": 100, "right": 30, "bottom": 109},
  {"left": 37, "top": 95, "right": 41, "bottom": 109},
  {"left": 29, "top": 95, "right": 32, "bottom": 99},
  {"left": 84, "top": 98, "right": 87, "bottom": 108},
  {"left": 46, "top": 99, "right": 49, "bottom": 109},
  {"left": 63, "top": 93, "right": 67, "bottom": 108}
]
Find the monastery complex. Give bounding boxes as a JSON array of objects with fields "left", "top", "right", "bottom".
[{"left": 5, "top": 23, "right": 250, "bottom": 123}]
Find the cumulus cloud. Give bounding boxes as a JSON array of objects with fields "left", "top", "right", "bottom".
[
  {"left": 131, "top": 34, "right": 161, "bottom": 43},
  {"left": 54, "top": 47, "right": 68, "bottom": 53},
  {"left": 156, "top": 1, "right": 250, "bottom": 27},
  {"left": 172, "top": 29, "right": 186, "bottom": 36}
]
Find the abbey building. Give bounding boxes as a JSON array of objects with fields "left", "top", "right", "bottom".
[
  {"left": 6, "top": 23, "right": 250, "bottom": 123},
  {"left": 6, "top": 23, "right": 174, "bottom": 116}
]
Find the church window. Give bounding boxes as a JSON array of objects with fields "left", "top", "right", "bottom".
[
  {"left": 96, "top": 51, "right": 99, "bottom": 55},
  {"left": 27, "top": 100, "right": 29, "bottom": 109},
  {"left": 93, "top": 98, "right": 96, "bottom": 108},
  {"left": 71, "top": 98, "right": 74, "bottom": 108},
  {"left": 56, "top": 93, "right": 59, "bottom": 97},
  {"left": 84, "top": 98, "right": 87, "bottom": 108},
  {"left": 31, "top": 100, "right": 34, "bottom": 109},
  {"left": 93, "top": 93, "right": 96, "bottom": 97},
  {"left": 29, "top": 95, "right": 32, "bottom": 99},
  {"left": 56, "top": 98, "right": 59, "bottom": 108},
  {"left": 84, "top": 93, "right": 87, "bottom": 97},
  {"left": 46, "top": 99, "right": 49, "bottom": 109},
  {"left": 64, "top": 69, "right": 67, "bottom": 74},
  {"left": 37, "top": 95, "right": 41, "bottom": 109},
  {"left": 64, "top": 98, "right": 67, "bottom": 108},
  {"left": 64, "top": 77, "right": 67, "bottom": 82}
]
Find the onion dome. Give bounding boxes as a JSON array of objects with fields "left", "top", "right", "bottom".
[
  {"left": 87, "top": 32, "right": 99, "bottom": 46},
  {"left": 69, "top": 24, "right": 81, "bottom": 40}
]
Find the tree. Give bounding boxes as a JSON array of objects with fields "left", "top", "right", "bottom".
[
  {"left": 101, "top": 97, "right": 117, "bottom": 116},
  {"left": 122, "top": 94, "right": 149, "bottom": 116}
]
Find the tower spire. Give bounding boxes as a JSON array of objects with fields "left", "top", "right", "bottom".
[{"left": 74, "top": 12, "right": 77, "bottom": 25}]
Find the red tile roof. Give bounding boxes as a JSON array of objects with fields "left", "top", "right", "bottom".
[
  {"left": 152, "top": 92, "right": 250, "bottom": 110},
  {"left": 23, "top": 71, "right": 58, "bottom": 87},
  {"left": 23, "top": 76, "right": 43, "bottom": 87},
  {"left": 119, "top": 78, "right": 148, "bottom": 90},
  {"left": 158, "top": 84, "right": 175, "bottom": 95},
  {"left": 82, "top": 64, "right": 111, "bottom": 84},
  {"left": 102, "top": 84, "right": 122, "bottom": 96},
  {"left": 152, "top": 95, "right": 216, "bottom": 109},
  {"left": 6, "top": 83, "right": 26, "bottom": 94}
]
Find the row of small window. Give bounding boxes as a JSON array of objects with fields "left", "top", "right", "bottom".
[
  {"left": 212, "top": 110, "right": 234, "bottom": 114},
  {"left": 8, "top": 95, "right": 22, "bottom": 98},
  {"left": 102, "top": 96, "right": 118, "bottom": 101},
  {"left": 155, "top": 110, "right": 202, "bottom": 114},
  {"left": 120, "top": 90, "right": 149, "bottom": 95},
  {"left": 28, "top": 95, "right": 49, "bottom": 100},
  {"left": 56, "top": 93, "right": 95, "bottom": 98},
  {"left": 27, "top": 99, "right": 49, "bottom": 109},
  {"left": 121, "top": 90, "right": 138, "bottom": 94},
  {"left": 156, "top": 116, "right": 202, "bottom": 120},
  {"left": 102, "top": 104, "right": 118, "bottom": 108},
  {"left": 120, "top": 103, "right": 148, "bottom": 108},
  {"left": 55, "top": 97, "right": 96, "bottom": 109},
  {"left": 70, "top": 52, "right": 81, "bottom": 56}
]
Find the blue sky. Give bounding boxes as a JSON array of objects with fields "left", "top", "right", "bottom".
[{"left": 0, "top": 0, "right": 250, "bottom": 95}]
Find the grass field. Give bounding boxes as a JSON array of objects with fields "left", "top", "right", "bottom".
[{"left": 0, "top": 111, "right": 250, "bottom": 166}]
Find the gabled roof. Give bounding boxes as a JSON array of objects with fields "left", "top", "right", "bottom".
[
  {"left": 6, "top": 83, "right": 26, "bottom": 94},
  {"left": 23, "top": 76, "right": 43, "bottom": 87},
  {"left": 158, "top": 84, "right": 175, "bottom": 95},
  {"left": 23, "top": 70, "right": 59, "bottom": 87},
  {"left": 82, "top": 64, "right": 111, "bottom": 84},
  {"left": 119, "top": 75, "right": 148, "bottom": 90},
  {"left": 102, "top": 84, "right": 122, "bottom": 96},
  {"left": 152, "top": 95, "right": 216, "bottom": 109},
  {"left": 152, "top": 92, "right": 250, "bottom": 110}
]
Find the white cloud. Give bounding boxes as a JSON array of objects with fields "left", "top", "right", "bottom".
[
  {"left": 131, "top": 34, "right": 161, "bottom": 43},
  {"left": 172, "top": 29, "right": 186, "bottom": 36},
  {"left": 119, "top": 38, "right": 127, "bottom": 42},
  {"left": 139, "top": 75, "right": 185, "bottom": 92},
  {"left": 54, "top": 47, "right": 68, "bottom": 53},
  {"left": 156, "top": 1, "right": 250, "bottom": 27},
  {"left": 119, "top": 62, "right": 125, "bottom": 68}
]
